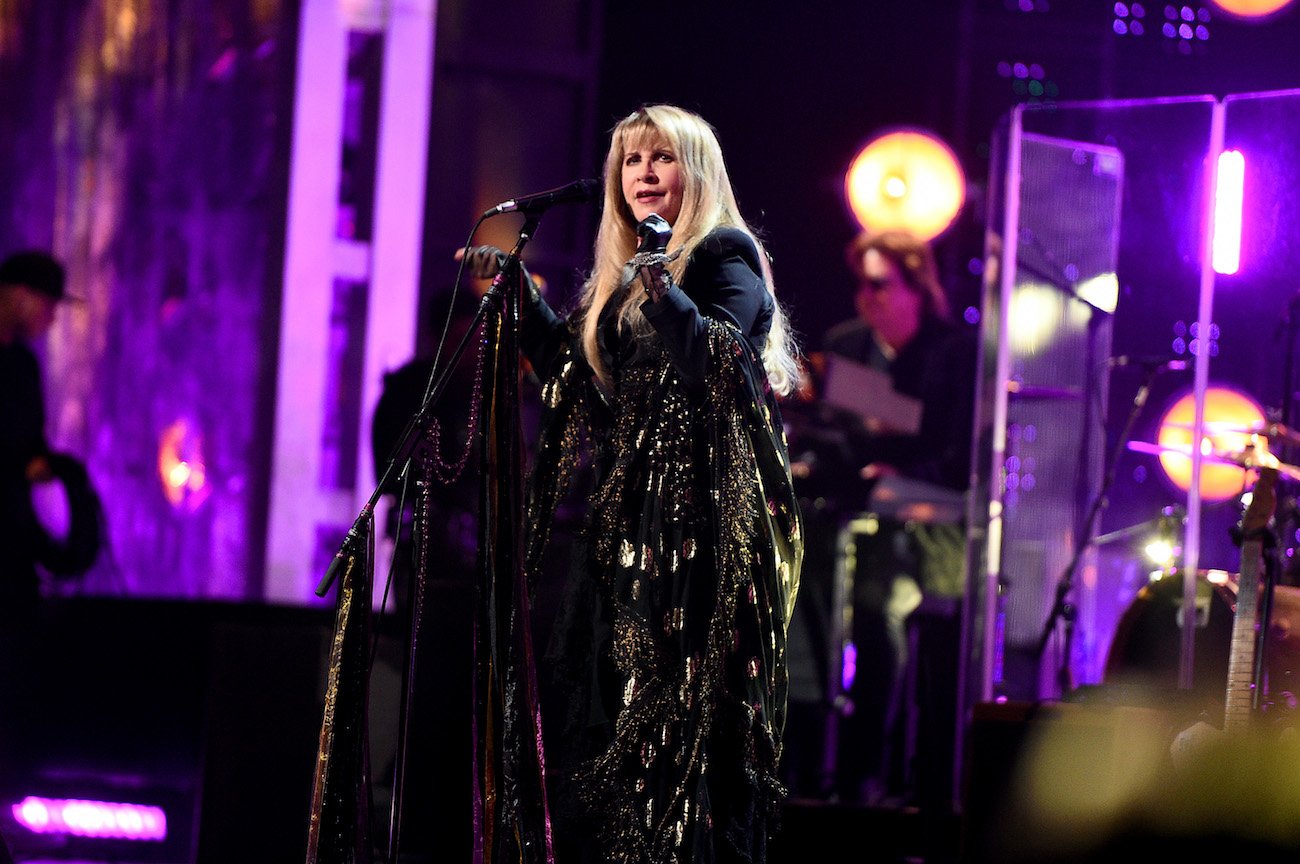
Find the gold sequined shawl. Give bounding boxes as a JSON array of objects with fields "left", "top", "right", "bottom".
[{"left": 526, "top": 318, "right": 803, "bottom": 864}]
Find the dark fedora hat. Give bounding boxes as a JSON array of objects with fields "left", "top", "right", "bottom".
[{"left": 0, "top": 249, "right": 76, "bottom": 302}]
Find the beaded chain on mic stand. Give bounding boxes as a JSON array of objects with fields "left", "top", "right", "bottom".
[{"left": 423, "top": 314, "right": 489, "bottom": 486}]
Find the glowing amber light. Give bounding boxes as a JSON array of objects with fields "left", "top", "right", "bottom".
[
  {"left": 158, "top": 419, "right": 210, "bottom": 512},
  {"left": 844, "top": 130, "right": 966, "bottom": 242},
  {"left": 1155, "top": 386, "right": 1266, "bottom": 501},
  {"left": 1210, "top": 0, "right": 1294, "bottom": 17}
]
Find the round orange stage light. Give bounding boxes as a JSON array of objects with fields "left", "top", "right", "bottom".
[
  {"left": 1155, "top": 385, "right": 1266, "bottom": 501},
  {"left": 158, "top": 418, "right": 210, "bottom": 512},
  {"left": 1210, "top": 0, "right": 1294, "bottom": 18},
  {"left": 844, "top": 129, "right": 965, "bottom": 242}
]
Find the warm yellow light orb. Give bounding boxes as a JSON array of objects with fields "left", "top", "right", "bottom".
[
  {"left": 844, "top": 130, "right": 966, "bottom": 242},
  {"left": 1210, "top": 0, "right": 1294, "bottom": 17},
  {"left": 1155, "top": 386, "right": 1266, "bottom": 501},
  {"left": 158, "top": 419, "right": 211, "bottom": 512}
]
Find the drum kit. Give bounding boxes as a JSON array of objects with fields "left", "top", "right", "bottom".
[
  {"left": 1108, "top": 420, "right": 1300, "bottom": 710},
  {"left": 1105, "top": 568, "right": 1300, "bottom": 701}
]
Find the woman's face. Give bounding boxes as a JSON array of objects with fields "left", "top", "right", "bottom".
[{"left": 621, "top": 136, "right": 684, "bottom": 227}]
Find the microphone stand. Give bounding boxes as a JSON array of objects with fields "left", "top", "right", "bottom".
[
  {"left": 468, "top": 213, "right": 555, "bottom": 863},
  {"left": 1036, "top": 361, "right": 1164, "bottom": 695},
  {"left": 310, "top": 215, "right": 542, "bottom": 863},
  {"left": 314, "top": 316, "right": 486, "bottom": 600}
]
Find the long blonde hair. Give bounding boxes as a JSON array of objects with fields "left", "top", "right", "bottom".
[{"left": 576, "top": 104, "right": 801, "bottom": 396}]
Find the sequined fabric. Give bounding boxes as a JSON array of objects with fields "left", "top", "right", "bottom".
[
  {"left": 526, "top": 319, "right": 803, "bottom": 864},
  {"left": 306, "top": 539, "right": 375, "bottom": 864}
]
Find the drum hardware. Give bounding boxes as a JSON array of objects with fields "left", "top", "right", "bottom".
[
  {"left": 1092, "top": 505, "right": 1185, "bottom": 549},
  {"left": 1126, "top": 438, "right": 1300, "bottom": 483},
  {"left": 1162, "top": 419, "right": 1300, "bottom": 450},
  {"left": 1106, "top": 569, "right": 1300, "bottom": 697}
]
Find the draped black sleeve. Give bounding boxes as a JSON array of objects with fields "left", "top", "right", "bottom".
[{"left": 641, "top": 226, "right": 774, "bottom": 392}]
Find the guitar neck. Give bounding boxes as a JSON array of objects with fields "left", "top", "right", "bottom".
[
  {"left": 1223, "top": 463, "right": 1278, "bottom": 734},
  {"left": 1224, "top": 540, "right": 1262, "bottom": 733}
]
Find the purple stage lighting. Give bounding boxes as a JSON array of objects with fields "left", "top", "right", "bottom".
[
  {"left": 1213, "top": 149, "right": 1244, "bottom": 275},
  {"left": 11, "top": 795, "right": 168, "bottom": 841}
]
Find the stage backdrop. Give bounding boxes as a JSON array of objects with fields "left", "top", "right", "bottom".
[{"left": 0, "top": 0, "right": 295, "bottom": 598}]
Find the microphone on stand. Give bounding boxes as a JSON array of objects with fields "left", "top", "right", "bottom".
[
  {"left": 1107, "top": 354, "right": 1189, "bottom": 372},
  {"left": 484, "top": 178, "right": 599, "bottom": 216}
]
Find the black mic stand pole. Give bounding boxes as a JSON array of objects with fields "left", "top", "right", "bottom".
[
  {"left": 1274, "top": 295, "right": 1300, "bottom": 548},
  {"left": 306, "top": 292, "right": 494, "bottom": 863},
  {"left": 1036, "top": 363, "right": 1162, "bottom": 696},
  {"left": 310, "top": 232, "right": 515, "bottom": 863},
  {"left": 315, "top": 303, "right": 489, "bottom": 600},
  {"left": 376, "top": 301, "right": 496, "bottom": 864},
  {"left": 469, "top": 213, "right": 556, "bottom": 863},
  {"left": 1282, "top": 292, "right": 1300, "bottom": 448},
  {"left": 384, "top": 216, "right": 545, "bottom": 862}
]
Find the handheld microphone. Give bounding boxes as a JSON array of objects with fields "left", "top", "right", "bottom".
[
  {"left": 636, "top": 213, "right": 672, "bottom": 253},
  {"left": 485, "top": 178, "right": 599, "bottom": 216},
  {"left": 1107, "top": 355, "right": 1188, "bottom": 372}
]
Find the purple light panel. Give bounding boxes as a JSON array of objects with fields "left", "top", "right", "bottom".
[
  {"left": 1213, "top": 149, "right": 1244, "bottom": 275},
  {"left": 11, "top": 795, "right": 167, "bottom": 841}
]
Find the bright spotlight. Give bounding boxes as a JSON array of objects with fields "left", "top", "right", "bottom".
[
  {"left": 1210, "top": 0, "right": 1295, "bottom": 18},
  {"left": 1154, "top": 385, "right": 1266, "bottom": 501},
  {"left": 1143, "top": 537, "right": 1177, "bottom": 567},
  {"left": 844, "top": 129, "right": 966, "bottom": 242}
]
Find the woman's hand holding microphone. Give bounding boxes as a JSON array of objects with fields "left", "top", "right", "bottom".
[{"left": 631, "top": 213, "right": 675, "bottom": 304}]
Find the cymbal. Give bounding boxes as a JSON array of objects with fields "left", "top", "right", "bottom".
[
  {"left": 1161, "top": 420, "right": 1300, "bottom": 447},
  {"left": 1128, "top": 440, "right": 1300, "bottom": 483},
  {"left": 1127, "top": 440, "right": 1247, "bottom": 467}
]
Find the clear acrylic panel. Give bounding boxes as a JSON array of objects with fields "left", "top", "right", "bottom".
[{"left": 963, "top": 96, "right": 1223, "bottom": 714}]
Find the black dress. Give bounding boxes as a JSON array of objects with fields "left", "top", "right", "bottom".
[{"left": 522, "top": 227, "right": 804, "bottom": 864}]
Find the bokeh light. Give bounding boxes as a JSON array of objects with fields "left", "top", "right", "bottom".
[
  {"left": 1210, "top": 0, "right": 1295, "bottom": 18},
  {"left": 1154, "top": 385, "right": 1266, "bottom": 501},
  {"left": 157, "top": 419, "right": 210, "bottom": 512},
  {"left": 844, "top": 129, "right": 966, "bottom": 242}
]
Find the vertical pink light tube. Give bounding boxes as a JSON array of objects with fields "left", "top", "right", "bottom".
[{"left": 1212, "top": 149, "right": 1244, "bottom": 275}]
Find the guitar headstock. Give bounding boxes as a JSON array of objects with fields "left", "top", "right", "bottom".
[{"left": 1240, "top": 434, "right": 1279, "bottom": 539}]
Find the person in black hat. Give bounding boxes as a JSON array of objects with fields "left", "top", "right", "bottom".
[
  {"left": 0, "top": 250, "right": 68, "bottom": 584},
  {"left": 0, "top": 248, "right": 70, "bottom": 606},
  {"left": 0, "top": 248, "right": 70, "bottom": 808}
]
